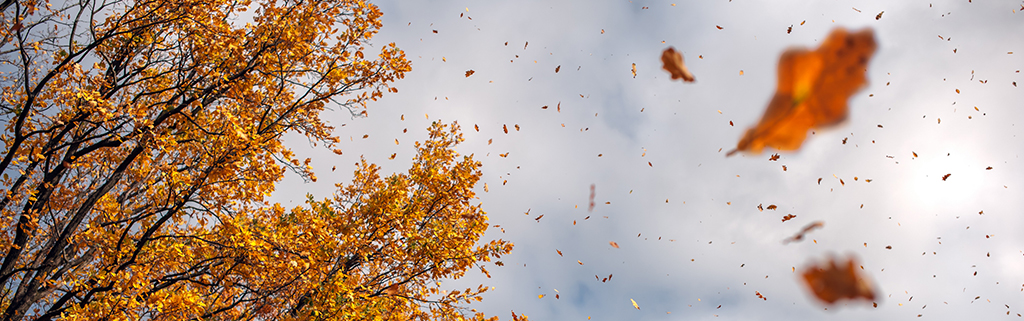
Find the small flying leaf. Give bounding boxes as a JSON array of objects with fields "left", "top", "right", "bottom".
[{"left": 661, "top": 47, "right": 696, "bottom": 82}]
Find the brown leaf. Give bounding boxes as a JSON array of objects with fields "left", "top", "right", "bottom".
[
  {"left": 660, "top": 47, "right": 696, "bottom": 82},
  {"left": 783, "top": 221, "right": 824, "bottom": 244},
  {"left": 465, "top": 70, "right": 475, "bottom": 77},
  {"left": 588, "top": 184, "right": 596, "bottom": 212},
  {"left": 782, "top": 214, "right": 796, "bottom": 222},
  {"left": 728, "top": 28, "right": 877, "bottom": 156},
  {"left": 609, "top": 241, "right": 620, "bottom": 248},
  {"left": 800, "top": 254, "right": 878, "bottom": 304}
]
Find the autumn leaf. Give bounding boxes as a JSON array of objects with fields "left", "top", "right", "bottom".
[
  {"left": 784, "top": 221, "right": 825, "bottom": 244},
  {"left": 631, "top": 63, "right": 637, "bottom": 78},
  {"left": 729, "top": 28, "right": 877, "bottom": 155},
  {"left": 800, "top": 254, "right": 878, "bottom": 305},
  {"left": 465, "top": 70, "right": 476, "bottom": 77},
  {"left": 588, "top": 184, "right": 596, "bottom": 212},
  {"left": 661, "top": 47, "right": 696, "bottom": 82},
  {"left": 609, "top": 241, "right": 620, "bottom": 248},
  {"left": 631, "top": 298, "right": 641, "bottom": 310},
  {"left": 782, "top": 214, "right": 796, "bottom": 222}
]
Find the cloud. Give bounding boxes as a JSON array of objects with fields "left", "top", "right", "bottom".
[{"left": 269, "top": 0, "right": 1024, "bottom": 319}]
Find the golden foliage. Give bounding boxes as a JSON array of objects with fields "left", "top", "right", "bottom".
[{"left": 0, "top": 0, "right": 517, "bottom": 319}]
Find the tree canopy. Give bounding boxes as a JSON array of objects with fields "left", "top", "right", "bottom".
[{"left": 0, "top": 0, "right": 510, "bottom": 319}]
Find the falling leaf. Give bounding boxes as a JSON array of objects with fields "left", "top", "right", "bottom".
[
  {"left": 555, "top": 65, "right": 561, "bottom": 73},
  {"left": 474, "top": 124, "right": 480, "bottom": 131},
  {"left": 631, "top": 298, "right": 641, "bottom": 310},
  {"left": 782, "top": 214, "right": 797, "bottom": 222},
  {"left": 503, "top": 124, "right": 508, "bottom": 134},
  {"left": 756, "top": 291, "right": 767, "bottom": 301},
  {"left": 660, "top": 47, "right": 696, "bottom": 82},
  {"left": 514, "top": 124, "right": 520, "bottom": 131},
  {"left": 631, "top": 63, "right": 637, "bottom": 78},
  {"left": 876, "top": 11, "right": 884, "bottom": 20},
  {"left": 716, "top": 25, "right": 724, "bottom": 30},
  {"left": 432, "top": 29, "right": 438, "bottom": 33},
  {"left": 769, "top": 153, "right": 781, "bottom": 161},
  {"left": 729, "top": 28, "right": 877, "bottom": 155},
  {"left": 524, "top": 41, "right": 528, "bottom": 50},
  {"left": 465, "top": 70, "right": 475, "bottom": 77},
  {"left": 783, "top": 221, "right": 825, "bottom": 244},
  {"left": 556, "top": 249, "right": 563, "bottom": 256},
  {"left": 588, "top": 184, "right": 596, "bottom": 212},
  {"left": 609, "top": 241, "right": 620, "bottom": 248},
  {"left": 767, "top": 204, "right": 778, "bottom": 210},
  {"left": 942, "top": 173, "right": 951, "bottom": 181},
  {"left": 787, "top": 25, "right": 793, "bottom": 34},
  {"left": 538, "top": 294, "right": 545, "bottom": 299},
  {"left": 800, "top": 254, "right": 878, "bottom": 305},
  {"left": 534, "top": 214, "right": 543, "bottom": 222},
  {"left": 577, "top": 260, "right": 584, "bottom": 265}
]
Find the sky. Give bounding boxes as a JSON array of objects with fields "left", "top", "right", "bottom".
[{"left": 270, "top": 1, "right": 1024, "bottom": 319}]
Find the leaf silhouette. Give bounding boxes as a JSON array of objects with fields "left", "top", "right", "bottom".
[
  {"left": 729, "top": 28, "right": 876, "bottom": 155},
  {"left": 661, "top": 47, "right": 696, "bottom": 82},
  {"left": 800, "top": 254, "right": 878, "bottom": 305}
]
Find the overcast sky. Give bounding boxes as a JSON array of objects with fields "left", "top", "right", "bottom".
[{"left": 271, "top": 1, "right": 1024, "bottom": 319}]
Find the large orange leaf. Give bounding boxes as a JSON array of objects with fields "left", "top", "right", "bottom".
[
  {"left": 800, "top": 254, "right": 878, "bottom": 305},
  {"left": 729, "top": 28, "right": 876, "bottom": 155}
]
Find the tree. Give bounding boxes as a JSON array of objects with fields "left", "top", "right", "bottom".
[{"left": 0, "top": 0, "right": 510, "bottom": 319}]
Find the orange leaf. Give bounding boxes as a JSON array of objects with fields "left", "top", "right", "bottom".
[
  {"left": 609, "top": 241, "right": 619, "bottom": 248},
  {"left": 661, "top": 47, "right": 696, "bottom": 82},
  {"left": 729, "top": 28, "right": 876, "bottom": 155},
  {"left": 800, "top": 254, "right": 877, "bottom": 304},
  {"left": 465, "top": 70, "right": 475, "bottom": 77}
]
